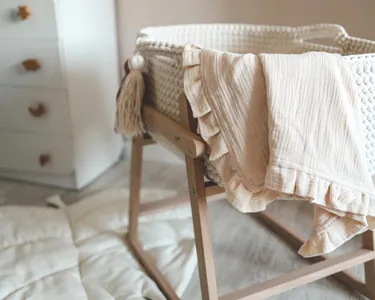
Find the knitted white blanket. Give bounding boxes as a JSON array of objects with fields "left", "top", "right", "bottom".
[{"left": 183, "top": 45, "right": 375, "bottom": 257}]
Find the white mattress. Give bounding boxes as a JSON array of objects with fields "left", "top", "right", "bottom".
[{"left": 0, "top": 188, "right": 196, "bottom": 300}]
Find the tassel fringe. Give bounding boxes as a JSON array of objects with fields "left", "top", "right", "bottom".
[{"left": 115, "top": 55, "right": 146, "bottom": 136}]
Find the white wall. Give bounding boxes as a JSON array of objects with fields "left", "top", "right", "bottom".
[{"left": 115, "top": 0, "right": 375, "bottom": 163}]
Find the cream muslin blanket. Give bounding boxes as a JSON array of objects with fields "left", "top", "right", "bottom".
[{"left": 183, "top": 45, "right": 375, "bottom": 257}]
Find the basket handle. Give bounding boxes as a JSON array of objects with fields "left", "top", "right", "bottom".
[{"left": 295, "top": 23, "right": 348, "bottom": 45}]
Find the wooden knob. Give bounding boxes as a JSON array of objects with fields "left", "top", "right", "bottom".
[
  {"left": 18, "top": 5, "right": 31, "bottom": 20},
  {"left": 22, "top": 59, "right": 41, "bottom": 71},
  {"left": 39, "top": 154, "right": 51, "bottom": 167},
  {"left": 28, "top": 103, "right": 46, "bottom": 118}
]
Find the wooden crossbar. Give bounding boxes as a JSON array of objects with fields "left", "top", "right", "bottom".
[
  {"left": 139, "top": 188, "right": 224, "bottom": 215},
  {"left": 143, "top": 105, "right": 206, "bottom": 158},
  {"left": 254, "top": 211, "right": 375, "bottom": 299},
  {"left": 219, "top": 249, "right": 375, "bottom": 300}
]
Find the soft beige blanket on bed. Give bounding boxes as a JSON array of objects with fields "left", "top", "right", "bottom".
[{"left": 183, "top": 45, "right": 375, "bottom": 257}]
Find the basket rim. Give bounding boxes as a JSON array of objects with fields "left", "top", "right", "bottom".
[
  {"left": 136, "top": 23, "right": 348, "bottom": 46},
  {"left": 134, "top": 23, "right": 375, "bottom": 58}
]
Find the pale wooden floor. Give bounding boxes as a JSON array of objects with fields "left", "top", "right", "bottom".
[{"left": 0, "top": 158, "right": 367, "bottom": 299}]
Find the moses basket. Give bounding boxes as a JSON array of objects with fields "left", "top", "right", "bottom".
[
  {"left": 117, "top": 23, "right": 375, "bottom": 300},
  {"left": 123, "top": 23, "right": 375, "bottom": 183}
]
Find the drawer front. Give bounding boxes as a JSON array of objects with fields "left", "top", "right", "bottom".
[
  {"left": 0, "top": 88, "right": 71, "bottom": 135},
  {"left": 0, "top": 40, "right": 65, "bottom": 89},
  {"left": 0, "top": 131, "right": 73, "bottom": 174},
  {"left": 0, "top": 0, "right": 57, "bottom": 39}
]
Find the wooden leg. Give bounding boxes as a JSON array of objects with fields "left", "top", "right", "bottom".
[
  {"left": 127, "top": 136, "right": 180, "bottom": 300},
  {"left": 129, "top": 238, "right": 180, "bottom": 300},
  {"left": 128, "top": 137, "right": 143, "bottom": 241},
  {"left": 180, "top": 94, "right": 218, "bottom": 300},
  {"left": 185, "top": 156, "right": 219, "bottom": 300},
  {"left": 363, "top": 230, "right": 375, "bottom": 298}
]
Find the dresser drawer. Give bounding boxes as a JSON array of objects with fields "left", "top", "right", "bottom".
[
  {"left": 0, "top": 0, "right": 57, "bottom": 39},
  {"left": 0, "top": 88, "right": 71, "bottom": 135},
  {"left": 0, "top": 131, "right": 73, "bottom": 174},
  {"left": 0, "top": 40, "right": 65, "bottom": 89}
]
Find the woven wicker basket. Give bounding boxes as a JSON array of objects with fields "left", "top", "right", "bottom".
[{"left": 132, "top": 23, "right": 375, "bottom": 182}]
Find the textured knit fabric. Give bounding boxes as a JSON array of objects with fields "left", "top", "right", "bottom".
[
  {"left": 135, "top": 24, "right": 375, "bottom": 185},
  {"left": 183, "top": 44, "right": 375, "bottom": 257}
]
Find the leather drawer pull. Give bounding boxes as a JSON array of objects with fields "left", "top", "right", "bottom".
[
  {"left": 18, "top": 6, "right": 31, "bottom": 20},
  {"left": 28, "top": 103, "right": 46, "bottom": 118},
  {"left": 39, "top": 154, "right": 51, "bottom": 167},
  {"left": 22, "top": 59, "right": 41, "bottom": 71}
]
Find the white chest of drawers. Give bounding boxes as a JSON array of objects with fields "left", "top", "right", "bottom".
[{"left": 0, "top": 0, "right": 123, "bottom": 189}]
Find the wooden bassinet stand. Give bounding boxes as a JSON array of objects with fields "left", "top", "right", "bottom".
[{"left": 125, "top": 92, "right": 375, "bottom": 300}]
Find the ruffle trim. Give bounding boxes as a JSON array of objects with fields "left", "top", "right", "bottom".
[
  {"left": 182, "top": 44, "right": 375, "bottom": 257},
  {"left": 266, "top": 163, "right": 375, "bottom": 257},
  {"left": 266, "top": 164, "right": 375, "bottom": 217},
  {"left": 182, "top": 44, "right": 277, "bottom": 214}
]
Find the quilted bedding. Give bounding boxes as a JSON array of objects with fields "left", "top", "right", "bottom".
[{"left": 0, "top": 189, "right": 196, "bottom": 300}]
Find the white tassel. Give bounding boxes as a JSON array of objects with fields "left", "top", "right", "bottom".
[{"left": 115, "top": 54, "right": 146, "bottom": 136}]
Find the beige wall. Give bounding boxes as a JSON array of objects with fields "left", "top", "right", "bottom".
[{"left": 116, "top": 0, "right": 375, "bottom": 63}]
